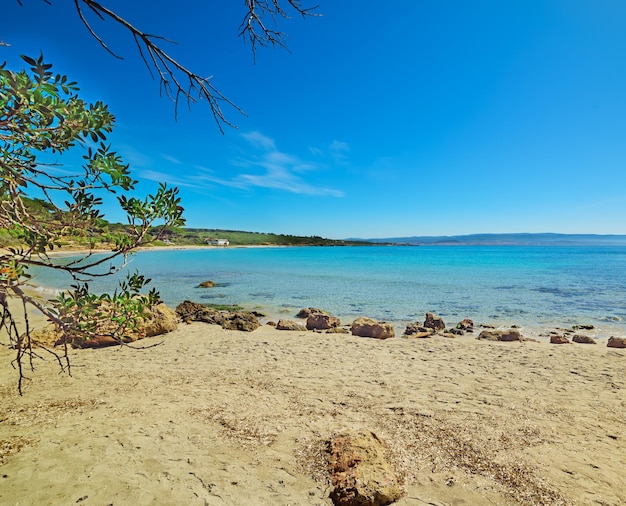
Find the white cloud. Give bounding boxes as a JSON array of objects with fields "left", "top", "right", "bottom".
[
  {"left": 241, "top": 130, "right": 276, "bottom": 151},
  {"left": 220, "top": 132, "right": 345, "bottom": 196},
  {"left": 139, "top": 132, "right": 347, "bottom": 198},
  {"left": 161, "top": 153, "right": 183, "bottom": 165},
  {"left": 330, "top": 140, "right": 350, "bottom": 154}
]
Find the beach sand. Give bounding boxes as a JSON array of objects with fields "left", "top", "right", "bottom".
[{"left": 0, "top": 320, "right": 624, "bottom": 505}]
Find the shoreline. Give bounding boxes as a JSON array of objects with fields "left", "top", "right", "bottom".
[
  {"left": 5, "top": 286, "right": 624, "bottom": 344},
  {"left": 4, "top": 244, "right": 625, "bottom": 343}
]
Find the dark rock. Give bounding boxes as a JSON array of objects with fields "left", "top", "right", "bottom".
[
  {"left": 306, "top": 313, "right": 341, "bottom": 330},
  {"left": 328, "top": 430, "right": 403, "bottom": 506},
  {"left": 607, "top": 336, "right": 626, "bottom": 348},
  {"left": 297, "top": 307, "right": 325, "bottom": 319},
  {"left": 176, "top": 300, "right": 220, "bottom": 324},
  {"left": 550, "top": 334, "right": 570, "bottom": 344},
  {"left": 175, "top": 300, "right": 259, "bottom": 332},
  {"left": 573, "top": 324, "right": 595, "bottom": 330},
  {"left": 403, "top": 323, "right": 433, "bottom": 337},
  {"left": 351, "top": 317, "right": 395, "bottom": 339},
  {"left": 449, "top": 328, "right": 464, "bottom": 335},
  {"left": 572, "top": 334, "right": 596, "bottom": 344},
  {"left": 402, "top": 331, "right": 433, "bottom": 339},
  {"left": 198, "top": 280, "right": 216, "bottom": 288},
  {"left": 556, "top": 327, "right": 574, "bottom": 334},
  {"left": 456, "top": 319, "right": 474, "bottom": 331},
  {"left": 423, "top": 312, "right": 445, "bottom": 331},
  {"left": 221, "top": 312, "right": 260, "bottom": 332}
]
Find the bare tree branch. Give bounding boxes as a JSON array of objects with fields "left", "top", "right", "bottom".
[
  {"left": 240, "top": 0, "right": 320, "bottom": 59},
  {"left": 15, "top": 1, "right": 319, "bottom": 129}
]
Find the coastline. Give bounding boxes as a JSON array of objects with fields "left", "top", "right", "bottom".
[
  {"left": 6, "top": 243, "right": 626, "bottom": 343},
  {"left": 1, "top": 321, "right": 624, "bottom": 505}
]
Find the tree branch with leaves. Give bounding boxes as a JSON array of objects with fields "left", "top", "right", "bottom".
[{"left": 0, "top": 55, "right": 185, "bottom": 394}]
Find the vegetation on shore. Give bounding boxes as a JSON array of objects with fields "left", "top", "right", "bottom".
[
  {"left": 151, "top": 227, "right": 376, "bottom": 247},
  {"left": 0, "top": 199, "right": 376, "bottom": 249},
  {"left": 1, "top": 57, "right": 184, "bottom": 393}
]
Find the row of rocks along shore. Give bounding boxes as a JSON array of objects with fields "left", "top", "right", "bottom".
[
  {"left": 175, "top": 299, "right": 626, "bottom": 349},
  {"left": 28, "top": 293, "right": 626, "bottom": 350}
]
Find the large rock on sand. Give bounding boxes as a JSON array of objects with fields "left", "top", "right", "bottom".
[
  {"left": 175, "top": 300, "right": 260, "bottom": 332},
  {"left": 607, "top": 336, "right": 626, "bottom": 348},
  {"left": 27, "top": 302, "right": 177, "bottom": 349},
  {"left": 572, "top": 334, "right": 596, "bottom": 344},
  {"left": 477, "top": 329, "right": 523, "bottom": 342},
  {"left": 276, "top": 319, "right": 307, "bottom": 331},
  {"left": 221, "top": 312, "right": 260, "bottom": 332},
  {"left": 351, "top": 317, "right": 395, "bottom": 339},
  {"left": 328, "top": 430, "right": 403, "bottom": 506},
  {"left": 423, "top": 312, "right": 445, "bottom": 332},
  {"left": 307, "top": 313, "right": 341, "bottom": 331},
  {"left": 550, "top": 334, "right": 570, "bottom": 345},
  {"left": 138, "top": 303, "right": 178, "bottom": 338}
]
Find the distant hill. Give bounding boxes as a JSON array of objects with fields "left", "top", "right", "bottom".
[{"left": 353, "top": 233, "right": 626, "bottom": 246}]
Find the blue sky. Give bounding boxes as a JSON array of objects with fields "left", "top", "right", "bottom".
[{"left": 3, "top": 1, "right": 626, "bottom": 238}]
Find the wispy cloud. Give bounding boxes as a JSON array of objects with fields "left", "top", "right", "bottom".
[
  {"left": 229, "top": 132, "right": 345, "bottom": 196},
  {"left": 136, "top": 131, "right": 348, "bottom": 197},
  {"left": 241, "top": 131, "right": 276, "bottom": 151},
  {"left": 161, "top": 153, "right": 183, "bottom": 165}
]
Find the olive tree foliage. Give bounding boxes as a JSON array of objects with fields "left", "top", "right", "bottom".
[
  {"left": 15, "top": 0, "right": 319, "bottom": 130},
  {"left": 0, "top": 55, "right": 184, "bottom": 393}
]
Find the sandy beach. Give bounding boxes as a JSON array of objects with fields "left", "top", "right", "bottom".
[{"left": 1, "top": 316, "right": 624, "bottom": 506}]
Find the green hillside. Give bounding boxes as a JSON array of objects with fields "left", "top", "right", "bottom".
[
  {"left": 0, "top": 198, "right": 375, "bottom": 249},
  {"left": 151, "top": 227, "right": 374, "bottom": 247}
]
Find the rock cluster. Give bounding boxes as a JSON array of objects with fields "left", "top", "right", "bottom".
[
  {"left": 403, "top": 313, "right": 475, "bottom": 339},
  {"left": 175, "top": 300, "right": 260, "bottom": 332}
]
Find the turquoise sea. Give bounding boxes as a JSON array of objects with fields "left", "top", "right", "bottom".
[{"left": 31, "top": 245, "right": 626, "bottom": 337}]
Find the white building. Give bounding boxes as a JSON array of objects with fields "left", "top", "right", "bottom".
[{"left": 206, "top": 238, "right": 230, "bottom": 246}]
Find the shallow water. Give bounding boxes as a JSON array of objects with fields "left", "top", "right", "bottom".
[{"left": 29, "top": 245, "right": 626, "bottom": 337}]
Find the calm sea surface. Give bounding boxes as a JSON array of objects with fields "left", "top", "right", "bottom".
[{"left": 32, "top": 245, "right": 626, "bottom": 336}]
